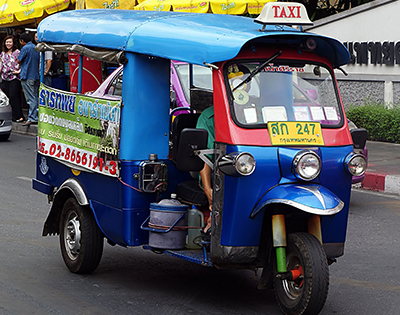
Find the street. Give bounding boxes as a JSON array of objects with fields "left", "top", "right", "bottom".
[{"left": 0, "top": 133, "right": 399, "bottom": 315}]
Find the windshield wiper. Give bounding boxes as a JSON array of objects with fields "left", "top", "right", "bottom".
[{"left": 232, "top": 50, "right": 282, "bottom": 92}]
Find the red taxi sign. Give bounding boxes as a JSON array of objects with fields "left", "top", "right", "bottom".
[{"left": 255, "top": 2, "right": 313, "bottom": 26}]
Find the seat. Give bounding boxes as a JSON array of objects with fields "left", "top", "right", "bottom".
[
  {"left": 176, "top": 179, "right": 208, "bottom": 207},
  {"left": 171, "top": 113, "right": 208, "bottom": 206},
  {"left": 171, "top": 113, "right": 200, "bottom": 163}
]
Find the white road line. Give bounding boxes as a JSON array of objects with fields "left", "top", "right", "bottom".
[{"left": 17, "top": 176, "right": 32, "bottom": 182}]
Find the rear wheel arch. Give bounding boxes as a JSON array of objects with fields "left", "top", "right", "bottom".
[{"left": 42, "top": 178, "right": 89, "bottom": 236}]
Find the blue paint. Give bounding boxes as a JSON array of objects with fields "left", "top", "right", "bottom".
[
  {"left": 37, "top": 10, "right": 350, "bottom": 68},
  {"left": 219, "top": 144, "right": 354, "bottom": 247},
  {"left": 119, "top": 53, "right": 170, "bottom": 160}
]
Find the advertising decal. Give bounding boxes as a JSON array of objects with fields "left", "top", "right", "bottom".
[{"left": 37, "top": 84, "right": 121, "bottom": 177}]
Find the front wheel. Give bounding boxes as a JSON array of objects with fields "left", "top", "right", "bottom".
[
  {"left": 273, "top": 233, "right": 329, "bottom": 315},
  {"left": 59, "top": 197, "right": 104, "bottom": 274}
]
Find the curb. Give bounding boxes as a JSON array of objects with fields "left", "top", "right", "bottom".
[
  {"left": 12, "top": 122, "right": 38, "bottom": 137},
  {"left": 361, "top": 172, "right": 400, "bottom": 194}
]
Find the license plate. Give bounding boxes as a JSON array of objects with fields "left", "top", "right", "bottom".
[{"left": 267, "top": 121, "right": 324, "bottom": 146}]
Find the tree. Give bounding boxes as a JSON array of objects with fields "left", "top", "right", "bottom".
[{"left": 296, "top": 0, "right": 376, "bottom": 21}]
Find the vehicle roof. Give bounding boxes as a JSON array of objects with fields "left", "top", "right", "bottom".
[{"left": 37, "top": 9, "right": 350, "bottom": 67}]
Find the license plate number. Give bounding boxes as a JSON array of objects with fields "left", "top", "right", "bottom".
[{"left": 267, "top": 121, "right": 324, "bottom": 146}]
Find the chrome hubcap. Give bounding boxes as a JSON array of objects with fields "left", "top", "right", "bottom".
[
  {"left": 282, "top": 256, "right": 304, "bottom": 300},
  {"left": 64, "top": 211, "right": 81, "bottom": 260}
]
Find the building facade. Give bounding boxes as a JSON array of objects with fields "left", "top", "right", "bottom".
[{"left": 306, "top": 0, "right": 400, "bottom": 109}]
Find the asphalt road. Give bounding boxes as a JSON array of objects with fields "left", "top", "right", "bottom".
[{"left": 0, "top": 133, "right": 399, "bottom": 315}]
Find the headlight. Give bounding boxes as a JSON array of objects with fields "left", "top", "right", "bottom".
[
  {"left": 218, "top": 152, "right": 256, "bottom": 176},
  {"left": 345, "top": 153, "right": 367, "bottom": 176},
  {"left": 293, "top": 150, "right": 321, "bottom": 181}
]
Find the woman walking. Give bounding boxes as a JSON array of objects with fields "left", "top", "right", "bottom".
[{"left": 0, "top": 35, "right": 24, "bottom": 122}]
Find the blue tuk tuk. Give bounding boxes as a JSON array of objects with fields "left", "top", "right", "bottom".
[{"left": 33, "top": 4, "right": 367, "bottom": 314}]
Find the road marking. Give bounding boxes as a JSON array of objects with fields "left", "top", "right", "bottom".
[
  {"left": 17, "top": 176, "right": 32, "bottom": 182},
  {"left": 332, "top": 277, "right": 400, "bottom": 292}
]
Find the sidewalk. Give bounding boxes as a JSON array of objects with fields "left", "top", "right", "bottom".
[
  {"left": 11, "top": 123, "right": 399, "bottom": 195},
  {"left": 360, "top": 141, "right": 400, "bottom": 194}
]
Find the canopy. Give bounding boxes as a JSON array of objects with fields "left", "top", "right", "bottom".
[
  {"left": 0, "top": 0, "right": 76, "bottom": 27},
  {"left": 134, "top": 0, "right": 277, "bottom": 14},
  {"left": 37, "top": 9, "right": 350, "bottom": 67}
]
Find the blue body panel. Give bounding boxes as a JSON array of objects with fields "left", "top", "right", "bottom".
[
  {"left": 119, "top": 53, "right": 170, "bottom": 160},
  {"left": 37, "top": 10, "right": 350, "bottom": 67},
  {"left": 36, "top": 154, "right": 190, "bottom": 246},
  {"left": 220, "top": 145, "right": 353, "bottom": 247}
]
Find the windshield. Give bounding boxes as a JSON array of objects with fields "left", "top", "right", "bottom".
[
  {"left": 174, "top": 63, "right": 213, "bottom": 103},
  {"left": 226, "top": 61, "right": 342, "bottom": 127}
]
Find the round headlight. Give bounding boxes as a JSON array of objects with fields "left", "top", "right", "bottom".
[
  {"left": 346, "top": 154, "right": 367, "bottom": 176},
  {"left": 235, "top": 153, "right": 256, "bottom": 176},
  {"left": 218, "top": 152, "right": 256, "bottom": 176},
  {"left": 293, "top": 151, "right": 321, "bottom": 181}
]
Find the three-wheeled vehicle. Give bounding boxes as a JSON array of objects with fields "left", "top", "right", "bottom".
[{"left": 33, "top": 4, "right": 367, "bottom": 315}]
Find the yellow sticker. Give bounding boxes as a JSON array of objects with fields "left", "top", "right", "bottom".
[{"left": 267, "top": 121, "right": 324, "bottom": 146}]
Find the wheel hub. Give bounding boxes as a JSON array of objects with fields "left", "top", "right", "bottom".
[
  {"left": 282, "top": 258, "right": 304, "bottom": 300},
  {"left": 64, "top": 212, "right": 81, "bottom": 260}
]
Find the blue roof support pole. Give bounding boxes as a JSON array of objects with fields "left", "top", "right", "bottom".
[
  {"left": 78, "top": 54, "right": 83, "bottom": 94},
  {"left": 119, "top": 52, "right": 170, "bottom": 160},
  {"left": 40, "top": 52, "right": 44, "bottom": 83}
]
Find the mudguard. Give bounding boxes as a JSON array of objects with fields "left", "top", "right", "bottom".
[{"left": 250, "top": 184, "right": 344, "bottom": 218}]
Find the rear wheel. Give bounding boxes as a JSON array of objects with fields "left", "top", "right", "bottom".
[
  {"left": 59, "top": 197, "right": 104, "bottom": 274},
  {"left": 273, "top": 232, "right": 329, "bottom": 315}
]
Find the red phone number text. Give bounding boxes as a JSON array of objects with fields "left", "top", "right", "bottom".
[{"left": 38, "top": 139, "right": 117, "bottom": 175}]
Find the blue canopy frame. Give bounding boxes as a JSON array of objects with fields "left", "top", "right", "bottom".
[{"left": 37, "top": 10, "right": 350, "bottom": 68}]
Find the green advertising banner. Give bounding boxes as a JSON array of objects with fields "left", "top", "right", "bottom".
[{"left": 37, "top": 84, "right": 121, "bottom": 177}]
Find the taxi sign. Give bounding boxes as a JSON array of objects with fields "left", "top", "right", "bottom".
[
  {"left": 255, "top": 2, "right": 313, "bottom": 26},
  {"left": 267, "top": 121, "right": 324, "bottom": 146}
]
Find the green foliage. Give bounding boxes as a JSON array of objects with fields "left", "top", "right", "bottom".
[
  {"left": 302, "top": 0, "right": 375, "bottom": 21},
  {"left": 346, "top": 100, "right": 400, "bottom": 143}
]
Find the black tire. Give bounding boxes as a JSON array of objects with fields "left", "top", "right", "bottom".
[
  {"left": 273, "top": 232, "right": 329, "bottom": 315},
  {"left": 0, "top": 132, "right": 10, "bottom": 141},
  {"left": 59, "top": 197, "right": 104, "bottom": 274}
]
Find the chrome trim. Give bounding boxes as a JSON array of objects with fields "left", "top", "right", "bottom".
[
  {"left": 218, "top": 152, "right": 255, "bottom": 176},
  {"left": 292, "top": 150, "right": 321, "bottom": 181},
  {"left": 56, "top": 178, "right": 88, "bottom": 206},
  {"left": 344, "top": 153, "right": 367, "bottom": 176},
  {"left": 253, "top": 198, "right": 344, "bottom": 216}
]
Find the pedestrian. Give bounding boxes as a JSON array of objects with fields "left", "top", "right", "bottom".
[
  {"left": 0, "top": 35, "right": 25, "bottom": 122},
  {"left": 17, "top": 32, "right": 40, "bottom": 126},
  {"left": 34, "top": 32, "right": 52, "bottom": 87}
]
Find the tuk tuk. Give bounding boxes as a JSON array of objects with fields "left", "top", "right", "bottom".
[{"left": 33, "top": 4, "right": 367, "bottom": 315}]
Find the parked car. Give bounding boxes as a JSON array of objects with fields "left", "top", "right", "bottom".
[{"left": 0, "top": 90, "right": 12, "bottom": 141}]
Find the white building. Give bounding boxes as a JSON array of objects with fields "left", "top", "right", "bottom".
[{"left": 306, "top": 0, "right": 400, "bottom": 108}]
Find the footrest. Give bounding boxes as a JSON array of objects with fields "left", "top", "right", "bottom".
[{"left": 143, "top": 245, "right": 213, "bottom": 267}]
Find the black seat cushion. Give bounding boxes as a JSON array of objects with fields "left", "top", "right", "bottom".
[
  {"left": 172, "top": 113, "right": 200, "bottom": 163},
  {"left": 176, "top": 179, "right": 208, "bottom": 207}
]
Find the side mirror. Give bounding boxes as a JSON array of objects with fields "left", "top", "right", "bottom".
[
  {"left": 350, "top": 128, "right": 368, "bottom": 149},
  {"left": 176, "top": 128, "right": 208, "bottom": 171}
]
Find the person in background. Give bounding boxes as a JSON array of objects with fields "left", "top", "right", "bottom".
[
  {"left": 0, "top": 35, "right": 24, "bottom": 122},
  {"left": 18, "top": 32, "right": 40, "bottom": 126},
  {"left": 34, "top": 32, "right": 52, "bottom": 87}
]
